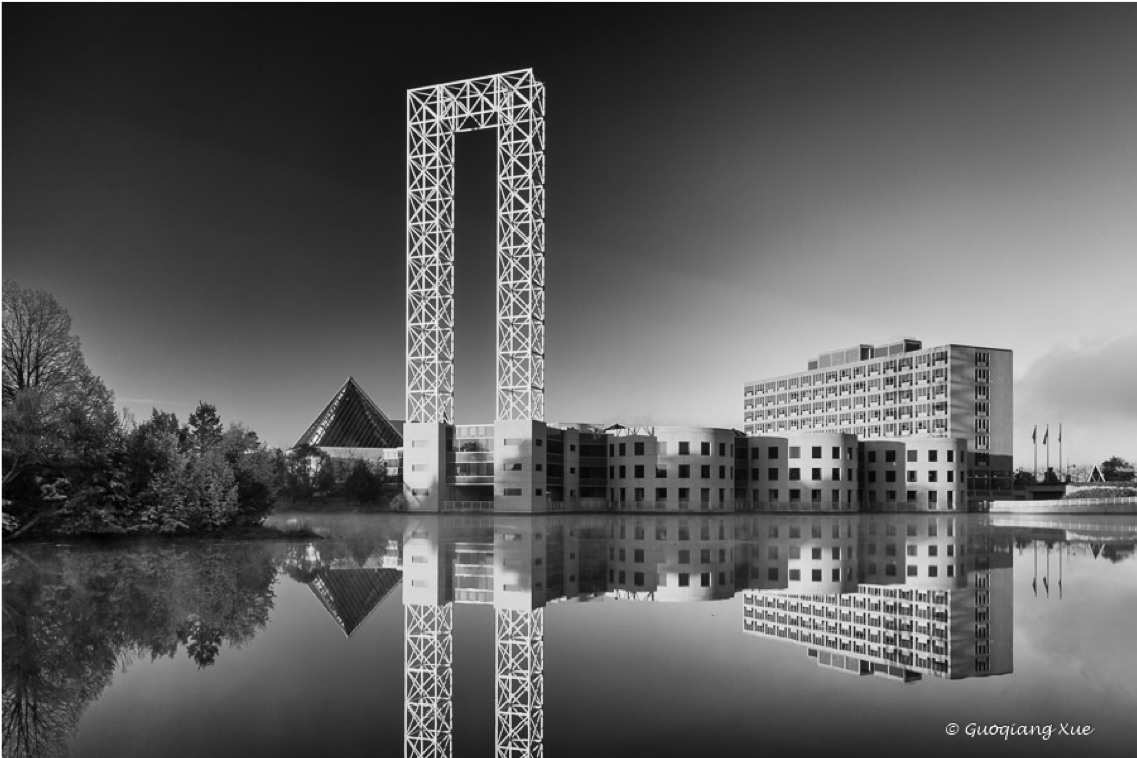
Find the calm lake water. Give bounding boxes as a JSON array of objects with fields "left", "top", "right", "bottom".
[{"left": 4, "top": 512, "right": 1135, "bottom": 758}]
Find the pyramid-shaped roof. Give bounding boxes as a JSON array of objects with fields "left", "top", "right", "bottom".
[
  {"left": 295, "top": 377, "right": 402, "bottom": 449},
  {"left": 307, "top": 568, "right": 403, "bottom": 637}
]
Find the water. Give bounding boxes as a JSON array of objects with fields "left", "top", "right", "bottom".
[{"left": 3, "top": 512, "right": 1135, "bottom": 758}]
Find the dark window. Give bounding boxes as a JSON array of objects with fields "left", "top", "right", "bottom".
[
  {"left": 634, "top": 442, "right": 645, "bottom": 456},
  {"left": 812, "top": 446, "right": 822, "bottom": 459}
]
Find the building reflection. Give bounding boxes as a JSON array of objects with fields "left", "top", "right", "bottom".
[
  {"left": 741, "top": 514, "right": 1014, "bottom": 682},
  {"left": 385, "top": 508, "right": 1028, "bottom": 757},
  {"left": 269, "top": 511, "right": 1137, "bottom": 756}
]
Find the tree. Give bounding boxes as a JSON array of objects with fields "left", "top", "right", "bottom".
[
  {"left": 2, "top": 280, "right": 86, "bottom": 404},
  {"left": 186, "top": 402, "right": 223, "bottom": 451},
  {"left": 3, "top": 282, "right": 120, "bottom": 492},
  {"left": 1100, "top": 456, "right": 1135, "bottom": 483},
  {"left": 1013, "top": 469, "right": 1038, "bottom": 488}
]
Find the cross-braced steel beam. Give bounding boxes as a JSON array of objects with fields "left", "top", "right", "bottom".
[
  {"left": 405, "top": 603, "right": 454, "bottom": 758},
  {"left": 406, "top": 69, "right": 546, "bottom": 424},
  {"left": 495, "top": 608, "right": 544, "bottom": 758}
]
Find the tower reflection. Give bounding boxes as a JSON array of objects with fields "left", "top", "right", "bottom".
[{"left": 395, "top": 509, "right": 1020, "bottom": 757}]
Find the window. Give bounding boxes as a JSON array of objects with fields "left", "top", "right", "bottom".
[
  {"left": 812, "top": 446, "right": 822, "bottom": 458},
  {"left": 718, "top": 465, "right": 726, "bottom": 479},
  {"left": 701, "top": 441, "right": 711, "bottom": 456},
  {"left": 832, "top": 468, "right": 841, "bottom": 481},
  {"left": 789, "top": 446, "right": 801, "bottom": 458},
  {"left": 768, "top": 467, "right": 779, "bottom": 480},
  {"left": 768, "top": 447, "right": 780, "bottom": 459},
  {"left": 656, "top": 465, "right": 667, "bottom": 478},
  {"left": 678, "top": 573, "right": 690, "bottom": 587},
  {"left": 634, "top": 572, "right": 644, "bottom": 586},
  {"left": 719, "top": 442, "right": 727, "bottom": 456},
  {"left": 700, "top": 549, "right": 711, "bottom": 563},
  {"left": 789, "top": 468, "right": 801, "bottom": 481},
  {"left": 619, "top": 465, "right": 626, "bottom": 478},
  {"left": 928, "top": 471, "right": 938, "bottom": 483},
  {"left": 789, "top": 489, "right": 801, "bottom": 501},
  {"left": 700, "top": 465, "right": 711, "bottom": 478},
  {"left": 679, "top": 465, "right": 690, "bottom": 478},
  {"left": 503, "top": 488, "right": 522, "bottom": 496},
  {"left": 886, "top": 450, "right": 897, "bottom": 463},
  {"left": 634, "top": 465, "right": 644, "bottom": 478},
  {"left": 678, "top": 550, "right": 690, "bottom": 564},
  {"left": 868, "top": 451, "right": 877, "bottom": 463},
  {"left": 811, "top": 569, "right": 822, "bottom": 582},
  {"left": 886, "top": 471, "right": 896, "bottom": 483},
  {"left": 907, "top": 450, "right": 918, "bottom": 463},
  {"left": 679, "top": 441, "right": 690, "bottom": 455},
  {"left": 634, "top": 442, "right": 645, "bottom": 456},
  {"left": 655, "top": 487, "right": 667, "bottom": 501},
  {"left": 928, "top": 450, "right": 938, "bottom": 463},
  {"left": 619, "top": 443, "right": 626, "bottom": 456},
  {"left": 907, "top": 471, "right": 917, "bottom": 483},
  {"left": 812, "top": 468, "right": 822, "bottom": 481}
]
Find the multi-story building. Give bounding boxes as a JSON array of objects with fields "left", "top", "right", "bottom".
[{"left": 743, "top": 339, "right": 1013, "bottom": 497}]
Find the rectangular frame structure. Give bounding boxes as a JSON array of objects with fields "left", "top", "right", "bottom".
[{"left": 406, "top": 69, "right": 546, "bottom": 425}]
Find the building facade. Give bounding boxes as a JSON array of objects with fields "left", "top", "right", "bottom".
[{"left": 743, "top": 339, "right": 1013, "bottom": 496}]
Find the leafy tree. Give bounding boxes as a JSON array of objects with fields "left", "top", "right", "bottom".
[
  {"left": 284, "top": 443, "right": 331, "bottom": 504},
  {"left": 221, "top": 423, "right": 277, "bottom": 525},
  {"left": 2, "top": 282, "right": 122, "bottom": 535},
  {"left": 186, "top": 402, "right": 223, "bottom": 451},
  {"left": 1100, "top": 456, "right": 1135, "bottom": 482},
  {"left": 1013, "top": 469, "right": 1038, "bottom": 488},
  {"left": 343, "top": 458, "right": 386, "bottom": 503}
]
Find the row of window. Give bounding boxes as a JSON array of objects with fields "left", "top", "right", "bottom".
[
  {"left": 744, "top": 351, "right": 953, "bottom": 395},
  {"left": 609, "top": 440, "right": 734, "bottom": 457},
  {"left": 610, "top": 464, "right": 734, "bottom": 479}
]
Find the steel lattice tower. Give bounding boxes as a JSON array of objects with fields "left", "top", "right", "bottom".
[
  {"left": 405, "top": 603, "right": 454, "bottom": 758},
  {"left": 495, "top": 608, "right": 544, "bottom": 758},
  {"left": 406, "top": 69, "right": 546, "bottom": 424}
]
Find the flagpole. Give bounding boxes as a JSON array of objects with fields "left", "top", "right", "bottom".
[
  {"left": 1033, "top": 425, "right": 1038, "bottom": 480},
  {"left": 1045, "top": 423, "right": 1050, "bottom": 475}
]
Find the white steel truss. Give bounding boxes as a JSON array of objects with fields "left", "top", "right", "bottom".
[
  {"left": 495, "top": 608, "right": 544, "bottom": 758},
  {"left": 405, "top": 603, "right": 454, "bottom": 758},
  {"left": 406, "top": 69, "right": 546, "bottom": 424}
]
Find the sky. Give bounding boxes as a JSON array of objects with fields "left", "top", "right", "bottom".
[{"left": 4, "top": 5, "right": 1136, "bottom": 468}]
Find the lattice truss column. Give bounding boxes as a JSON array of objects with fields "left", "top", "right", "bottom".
[
  {"left": 495, "top": 608, "right": 544, "bottom": 758},
  {"left": 406, "top": 69, "right": 546, "bottom": 424},
  {"left": 405, "top": 603, "right": 454, "bottom": 758}
]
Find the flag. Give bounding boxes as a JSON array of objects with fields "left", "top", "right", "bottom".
[
  {"left": 1032, "top": 426, "right": 1037, "bottom": 444},
  {"left": 1043, "top": 426, "right": 1049, "bottom": 445}
]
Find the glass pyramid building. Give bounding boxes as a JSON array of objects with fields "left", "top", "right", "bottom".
[{"left": 295, "top": 376, "right": 403, "bottom": 449}]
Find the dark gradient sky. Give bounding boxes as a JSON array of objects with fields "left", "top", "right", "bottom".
[{"left": 5, "top": 5, "right": 1136, "bottom": 463}]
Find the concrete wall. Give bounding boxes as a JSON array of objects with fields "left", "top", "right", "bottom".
[{"left": 989, "top": 497, "right": 1137, "bottom": 514}]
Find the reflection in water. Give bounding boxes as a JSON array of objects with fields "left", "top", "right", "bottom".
[
  {"left": 3, "top": 512, "right": 1134, "bottom": 758},
  {"left": 384, "top": 511, "right": 1133, "bottom": 757},
  {"left": 740, "top": 515, "right": 1013, "bottom": 682},
  {"left": 2, "top": 543, "right": 280, "bottom": 758}
]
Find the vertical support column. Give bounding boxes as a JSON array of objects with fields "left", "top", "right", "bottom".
[
  {"left": 407, "top": 83, "right": 456, "bottom": 425},
  {"left": 495, "top": 70, "right": 546, "bottom": 422},
  {"left": 495, "top": 608, "right": 544, "bottom": 758},
  {"left": 404, "top": 603, "right": 454, "bottom": 758}
]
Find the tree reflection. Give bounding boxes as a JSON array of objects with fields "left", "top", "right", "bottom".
[{"left": 2, "top": 542, "right": 281, "bottom": 757}]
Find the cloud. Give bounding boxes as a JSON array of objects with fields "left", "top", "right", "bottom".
[{"left": 1018, "top": 329, "right": 1137, "bottom": 423}]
